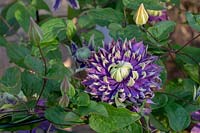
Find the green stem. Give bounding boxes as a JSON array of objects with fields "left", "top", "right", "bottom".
[
  {"left": 175, "top": 33, "right": 200, "bottom": 54},
  {"left": 123, "top": 7, "right": 127, "bottom": 27},
  {"left": 35, "top": 44, "right": 47, "bottom": 107}
]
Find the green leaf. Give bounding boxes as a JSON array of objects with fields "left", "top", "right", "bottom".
[
  {"left": 165, "top": 79, "right": 195, "bottom": 99},
  {"left": 147, "top": 21, "right": 176, "bottom": 44},
  {"left": 24, "top": 55, "right": 44, "bottom": 74},
  {"left": 151, "top": 93, "right": 168, "bottom": 110},
  {"left": 6, "top": 44, "right": 30, "bottom": 67},
  {"left": 89, "top": 103, "right": 140, "bottom": 133},
  {"left": 77, "top": 92, "right": 90, "bottom": 106},
  {"left": 149, "top": 114, "right": 169, "bottom": 132},
  {"left": 5, "top": 1, "right": 30, "bottom": 32},
  {"left": 14, "top": 4, "right": 30, "bottom": 32},
  {"left": 81, "top": 29, "right": 104, "bottom": 47},
  {"left": 43, "top": 79, "right": 61, "bottom": 102},
  {"left": 21, "top": 71, "right": 42, "bottom": 98},
  {"left": 165, "top": 103, "right": 191, "bottom": 131},
  {"left": 123, "top": 0, "right": 163, "bottom": 10},
  {"left": 109, "top": 23, "right": 144, "bottom": 41},
  {"left": 76, "top": 101, "right": 108, "bottom": 116},
  {"left": 46, "top": 61, "right": 72, "bottom": 80},
  {"left": 6, "top": 2, "right": 23, "bottom": 21},
  {"left": 3, "top": 2, "right": 20, "bottom": 35},
  {"left": 186, "top": 12, "right": 200, "bottom": 32},
  {"left": 78, "top": 15, "right": 95, "bottom": 29},
  {"left": 45, "top": 106, "right": 83, "bottom": 125},
  {"left": 171, "top": 0, "right": 180, "bottom": 6},
  {"left": 184, "top": 64, "right": 200, "bottom": 84},
  {"left": 158, "top": 59, "right": 167, "bottom": 85},
  {"left": 184, "top": 104, "right": 200, "bottom": 114},
  {"left": 31, "top": 0, "right": 50, "bottom": 11},
  {"left": 41, "top": 18, "right": 67, "bottom": 44},
  {"left": 88, "top": 8, "right": 123, "bottom": 26},
  {"left": 0, "top": 19, "right": 9, "bottom": 36},
  {"left": 0, "top": 36, "right": 7, "bottom": 47},
  {"left": 114, "top": 122, "right": 143, "bottom": 133},
  {"left": 172, "top": 44, "right": 200, "bottom": 64},
  {"left": 0, "top": 67, "right": 21, "bottom": 95},
  {"left": 67, "top": 84, "right": 76, "bottom": 99},
  {"left": 66, "top": 20, "right": 76, "bottom": 40}
]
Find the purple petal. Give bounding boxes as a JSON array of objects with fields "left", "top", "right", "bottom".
[
  {"left": 191, "top": 123, "right": 200, "bottom": 133},
  {"left": 71, "top": 42, "right": 78, "bottom": 55},
  {"left": 148, "top": 10, "right": 168, "bottom": 24},
  {"left": 191, "top": 110, "right": 200, "bottom": 121},
  {"left": 67, "top": 0, "right": 80, "bottom": 9},
  {"left": 96, "top": 25, "right": 112, "bottom": 44},
  {"left": 53, "top": 0, "right": 62, "bottom": 10}
]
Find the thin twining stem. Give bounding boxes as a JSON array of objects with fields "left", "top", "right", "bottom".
[
  {"left": 175, "top": 33, "right": 200, "bottom": 54},
  {"left": 35, "top": 43, "right": 47, "bottom": 107}
]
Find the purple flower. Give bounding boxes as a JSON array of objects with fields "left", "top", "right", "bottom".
[
  {"left": 191, "top": 110, "right": 200, "bottom": 133},
  {"left": 53, "top": 0, "right": 80, "bottom": 10},
  {"left": 191, "top": 123, "right": 200, "bottom": 133},
  {"left": 191, "top": 110, "right": 200, "bottom": 121},
  {"left": 148, "top": 10, "right": 168, "bottom": 24},
  {"left": 82, "top": 39, "right": 161, "bottom": 105}
]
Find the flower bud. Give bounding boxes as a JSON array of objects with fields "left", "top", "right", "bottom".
[
  {"left": 75, "top": 47, "right": 91, "bottom": 61},
  {"left": 193, "top": 86, "right": 200, "bottom": 102},
  {"left": 135, "top": 3, "right": 149, "bottom": 25},
  {"left": 59, "top": 95, "right": 69, "bottom": 108},
  {"left": 60, "top": 76, "right": 69, "bottom": 94},
  {"left": 29, "top": 18, "right": 43, "bottom": 45}
]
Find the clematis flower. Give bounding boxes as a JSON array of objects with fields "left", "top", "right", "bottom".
[
  {"left": 191, "top": 110, "right": 200, "bottom": 133},
  {"left": 191, "top": 123, "right": 200, "bottom": 133},
  {"left": 82, "top": 39, "right": 161, "bottom": 105},
  {"left": 147, "top": 10, "right": 168, "bottom": 24},
  {"left": 53, "top": 0, "right": 80, "bottom": 10}
]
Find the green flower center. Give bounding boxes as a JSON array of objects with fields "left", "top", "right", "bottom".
[{"left": 109, "top": 61, "right": 133, "bottom": 82}]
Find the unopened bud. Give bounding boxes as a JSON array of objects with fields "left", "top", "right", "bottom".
[
  {"left": 60, "top": 76, "right": 69, "bottom": 94},
  {"left": 135, "top": 3, "right": 149, "bottom": 25},
  {"left": 193, "top": 86, "right": 200, "bottom": 102},
  {"left": 29, "top": 18, "right": 43, "bottom": 45},
  {"left": 59, "top": 95, "right": 69, "bottom": 108},
  {"left": 75, "top": 47, "right": 91, "bottom": 61}
]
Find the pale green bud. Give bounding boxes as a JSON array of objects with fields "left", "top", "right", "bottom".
[
  {"left": 76, "top": 47, "right": 91, "bottom": 61},
  {"left": 59, "top": 95, "right": 69, "bottom": 108},
  {"left": 29, "top": 18, "right": 43, "bottom": 45},
  {"left": 60, "top": 76, "right": 69, "bottom": 94}
]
